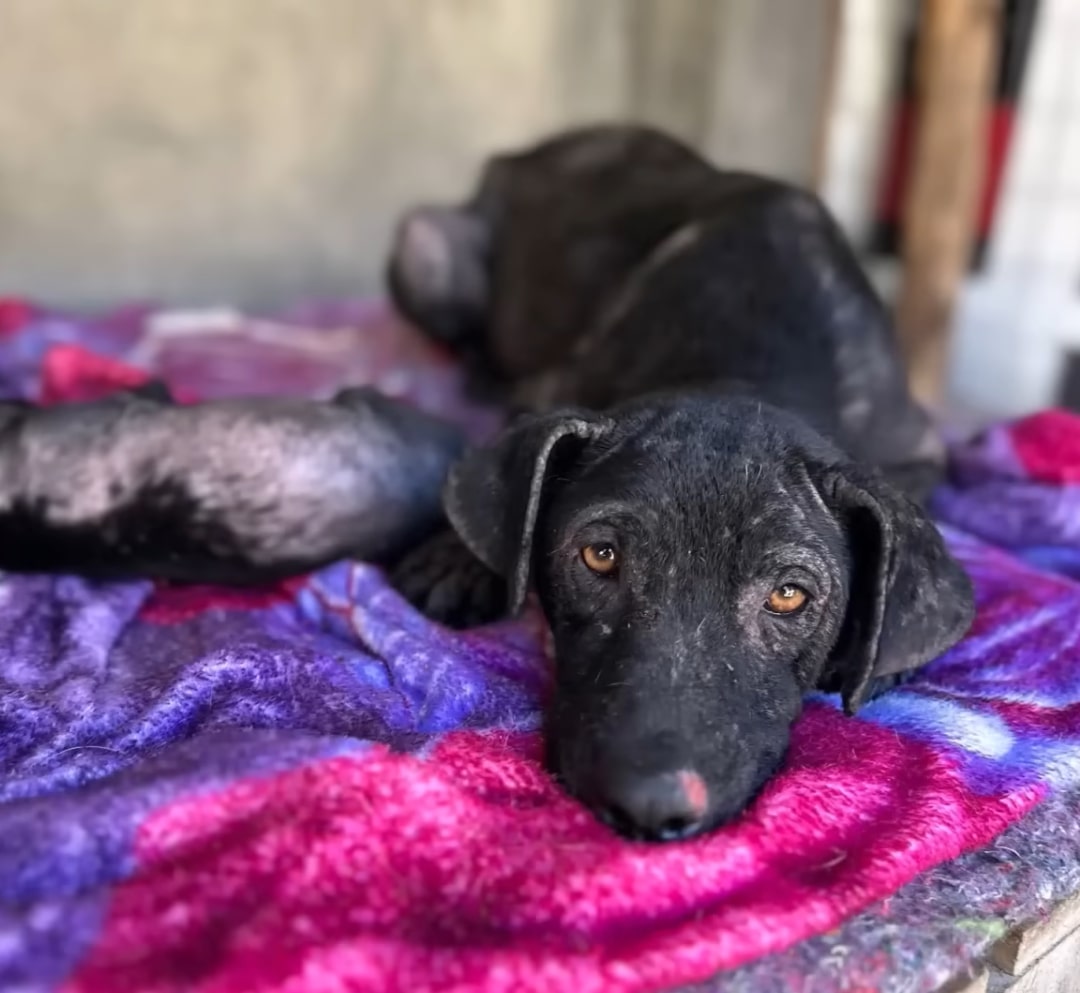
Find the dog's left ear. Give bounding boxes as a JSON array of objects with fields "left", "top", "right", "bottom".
[
  {"left": 820, "top": 464, "right": 975, "bottom": 714},
  {"left": 442, "top": 410, "right": 612, "bottom": 614}
]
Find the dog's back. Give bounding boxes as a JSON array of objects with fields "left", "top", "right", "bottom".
[
  {"left": 390, "top": 124, "right": 942, "bottom": 496},
  {"left": 514, "top": 177, "right": 937, "bottom": 479}
]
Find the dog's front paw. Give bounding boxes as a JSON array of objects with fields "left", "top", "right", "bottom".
[{"left": 389, "top": 528, "right": 507, "bottom": 629}]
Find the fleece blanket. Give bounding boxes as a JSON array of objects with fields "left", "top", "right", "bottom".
[{"left": 2, "top": 298, "right": 1080, "bottom": 993}]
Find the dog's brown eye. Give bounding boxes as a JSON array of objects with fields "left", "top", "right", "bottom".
[
  {"left": 581, "top": 543, "right": 619, "bottom": 576},
  {"left": 764, "top": 584, "right": 809, "bottom": 615}
]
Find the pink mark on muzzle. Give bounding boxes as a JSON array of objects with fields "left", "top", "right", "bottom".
[{"left": 677, "top": 770, "right": 709, "bottom": 818}]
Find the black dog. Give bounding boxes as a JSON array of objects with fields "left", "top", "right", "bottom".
[
  {"left": 0, "top": 383, "right": 463, "bottom": 583},
  {"left": 387, "top": 125, "right": 975, "bottom": 841}
]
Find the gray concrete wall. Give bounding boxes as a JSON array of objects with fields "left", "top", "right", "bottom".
[{"left": 0, "top": 0, "right": 831, "bottom": 310}]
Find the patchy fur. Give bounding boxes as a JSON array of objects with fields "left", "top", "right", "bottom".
[{"left": 0, "top": 385, "right": 463, "bottom": 583}]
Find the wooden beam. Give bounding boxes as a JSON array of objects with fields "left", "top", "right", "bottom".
[
  {"left": 991, "top": 890, "right": 1080, "bottom": 977},
  {"left": 990, "top": 919, "right": 1080, "bottom": 991},
  {"left": 894, "top": 0, "right": 1000, "bottom": 409}
]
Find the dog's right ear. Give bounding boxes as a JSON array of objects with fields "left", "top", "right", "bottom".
[
  {"left": 443, "top": 410, "right": 612, "bottom": 615},
  {"left": 386, "top": 206, "right": 490, "bottom": 343},
  {"left": 818, "top": 463, "right": 975, "bottom": 714}
]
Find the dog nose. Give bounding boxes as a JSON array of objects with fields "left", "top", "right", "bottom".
[{"left": 597, "top": 769, "right": 710, "bottom": 841}]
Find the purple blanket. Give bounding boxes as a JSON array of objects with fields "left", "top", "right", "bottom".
[{"left": 3, "top": 298, "right": 1080, "bottom": 993}]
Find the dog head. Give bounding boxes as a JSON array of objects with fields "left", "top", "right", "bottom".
[{"left": 444, "top": 395, "right": 974, "bottom": 840}]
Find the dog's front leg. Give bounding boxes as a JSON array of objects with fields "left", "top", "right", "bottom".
[{"left": 388, "top": 527, "right": 507, "bottom": 629}]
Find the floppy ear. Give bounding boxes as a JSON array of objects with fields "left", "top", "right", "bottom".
[
  {"left": 442, "top": 410, "right": 612, "bottom": 614},
  {"left": 820, "top": 465, "right": 975, "bottom": 714},
  {"left": 386, "top": 206, "right": 490, "bottom": 343}
]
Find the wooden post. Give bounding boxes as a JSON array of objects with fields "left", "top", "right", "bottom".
[{"left": 895, "top": 0, "right": 1000, "bottom": 409}]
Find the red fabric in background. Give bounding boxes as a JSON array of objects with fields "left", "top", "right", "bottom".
[{"left": 1010, "top": 409, "right": 1080, "bottom": 484}]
